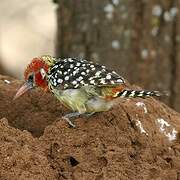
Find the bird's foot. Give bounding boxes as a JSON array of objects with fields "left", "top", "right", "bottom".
[
  {"left": 83, "top": 112, "right": 95, "bottom": 118},
  {"left": 62, "top": 112, "right": 96, "bottom": 128},
  {"left": 62, "top": 112, "right": 81, "bottom": 128}
]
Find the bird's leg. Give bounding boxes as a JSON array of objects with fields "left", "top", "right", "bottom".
[
  {"left": 62, "top": 112, "right": 96, "bottom": 128},
  {"left": 62, "top": 112, "right": 81, "bottom": 128},
  {"left": 83, "top": 112, "right": 96, "bottom": 118}
]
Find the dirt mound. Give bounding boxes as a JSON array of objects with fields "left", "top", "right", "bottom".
[{"left": 0, "top": 74, "right": 180, "bottom": 180}]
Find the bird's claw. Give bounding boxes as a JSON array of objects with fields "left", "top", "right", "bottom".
[
  {"left": 62, "top": 112, "right": 95, "bottom": 128},
  {"left": 62, "top": 116, "right": 76, "bottom": 128},
  {"left": 84, "top": 112, "right": 95, "bottom": 118},
  {"left": 62, "top": 112, "right": 81, "bottom": 128}
]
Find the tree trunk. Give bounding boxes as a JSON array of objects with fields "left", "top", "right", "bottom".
[{"left": 56, "top": 0, "right": 180, "bottom": 111}]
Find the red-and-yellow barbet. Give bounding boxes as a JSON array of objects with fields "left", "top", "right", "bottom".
[{"left": 14, "top": 55, "right": 164, "bottom": 127}]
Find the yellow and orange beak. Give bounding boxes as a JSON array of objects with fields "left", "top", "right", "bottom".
[{"left": 13, "top": 81, "right": 33, "bottom": 100}]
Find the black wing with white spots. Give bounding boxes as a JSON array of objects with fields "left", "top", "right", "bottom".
[{"left": 48, "top": 57, "right": 125, "bottom": 90}]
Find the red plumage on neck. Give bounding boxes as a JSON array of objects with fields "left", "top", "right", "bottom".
[{"left": 24, "top": 57, "right": 49, "bottom": 90}]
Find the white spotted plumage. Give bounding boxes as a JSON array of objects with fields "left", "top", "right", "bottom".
[{"left": 48, "top": 57, "right": 125, "bottom": 89}]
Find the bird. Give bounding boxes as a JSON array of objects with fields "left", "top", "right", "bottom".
[{"left": 14, "top": 55, "right": 165, "bottom": 127}]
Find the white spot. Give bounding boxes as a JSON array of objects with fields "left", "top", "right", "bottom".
[
  {"left": 152, "top": 5, "right": 162, "bottom": 16},
  {"left": 74, "top": 84, "right": 79, "bottom": 88},
  {"left": 170, "top": 7, "right": 178, "bottom": 17},
  {"left": 121, "top": 90, "right": 127, "bottom": 97},
  {"left": 54, "top": 65, "right": 58, "bottom": 69},
  {"left": 70, "top": 64, "right": 74, "bottom": 68},
  {"left": 151, "top": 27, "right": 159, "bottom": 36},
  {"left": 60, "top": 65, "right": 64, "bottom": 68},
  {"left": 157, "top": 118, "right": 170, "bottom": 131},
  {"left": 4, "top": 79, "right": 11, "bottom": 84},
  {"left": 57, "top": 70, "right": 62, "bottom": 74},
  {"left": 89, "top": 76, "right": 94, "bottom": 80},
  {"left": 95, "top": 71, "right": 101, "bottom": 76},
  {"left": 104, "top": 4, "right": 114, "bottom": 20},
  {"left": 73, "top": 68, "right": 79, "bottom": 75},
  {"left": 76, "top": 76, "right": 83, "bottom": 81},
  {"left": 129, "top": 90, "right": 135, "bottom": 97},
  {"left": 100, "top": 78, "right": 106, "bottom": 84},
  {"left": 57, "top": 79, "right": 63, "bottom": 83},
  {"left": 112, "top": 71, "right": 119, "bottom": 75},
  {"left": 79, "top": 59, "right": 85, "bottom": 63},
  {"left": 112, "top": 40, "right": 120, "bottom": 50},
  {"left": 64, "top": 84, "right": 69, "bottom": 88},
  {"left": 82, "top": 64, "right": 86, "bottom": 67},
  {"left": 68, "top": 58, "right": 73, "bottom": 62},
  {"left": 80, "top": 80, "right": 85, "bottom": 84},
  {"left": 136, "top": 120, "right": 148, "bottom": 135},
  {"left": 116, "top": 79, "right": 123, "bottom": 83},
  {"left": 81, "top": 72, "right": 86, "bottom": 75},
  {"left": 90, "top": 65, "right": 95, "bottom": 68},
  {"left": 64, "top": 76, "right": 69, "bottom": 81},
  {"left": 40, "top": 68, "right": 46, "bottom": 79},
  {"left": 72, "top": 80, "right": 77, "bottom": 85},
  {"left": 92, "top": 67, "right": 96, "bottom": 71},
  {"left": 164, "top": 11, "right": 172, "bottom": 22},
  {"left": 104, "top": 4, "right": 114, "bottom": 13},
  {"left": 141, "top": 49, "right": 149, "bottom": 59},
  {"left": 86, "top": 69, "right": 90, "bottom": 73},
  {"left": 167, "top": 129, "right": 178, "bottom": 141},
  {"left": 106, "top": 74, "right": 111, "bottom": 80},
  {"left": 64, "top": 71, "right": 68, "bottom": 75},
  {"left": 53, "top": 82, "right": 57, "bottom": 86},
  {"left": 137, "top": 93, "right": 143, "bottom": 97},
  {"left": 156, "top": 118, "right": 177, "bottom": 141},
  {"left": 112, "top": 0, "right": 119, "bottom": 6},
  {"left": 136, "top": 102, "right": 148, "bottom": 113},
  {"left": 76, "top": 62, "right": 81, "bottom": 66},
  {"left": 146, "top": 91, "right": 152, "bottom": 95},
  {"left": 90, "top": 80, "right": 95, "bottom": 84}
]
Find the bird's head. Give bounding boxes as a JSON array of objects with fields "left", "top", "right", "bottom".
[{"left": 14, "top": 55, "right": 55, "bottom": 100}]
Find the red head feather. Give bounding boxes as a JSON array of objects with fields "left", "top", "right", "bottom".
[{"left": 24, "top": 57, "right": 49, "bottom": 89}]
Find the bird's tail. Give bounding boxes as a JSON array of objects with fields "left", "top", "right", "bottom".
[{"left": 113, "top": 89, "right": 168, "bottom": 98}]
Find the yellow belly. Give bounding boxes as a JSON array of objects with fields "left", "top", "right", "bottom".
[{"left": 51, "top": 88, "right": 112, "bottom": 113}]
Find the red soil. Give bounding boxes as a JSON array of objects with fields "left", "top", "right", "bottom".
[{"left": 0, "top": 75, "right": 179, "bottom": 180}]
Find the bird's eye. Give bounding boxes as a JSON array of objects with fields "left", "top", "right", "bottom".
[{"left": 28, "top": 74, "right": 34, "bottom": 82}]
